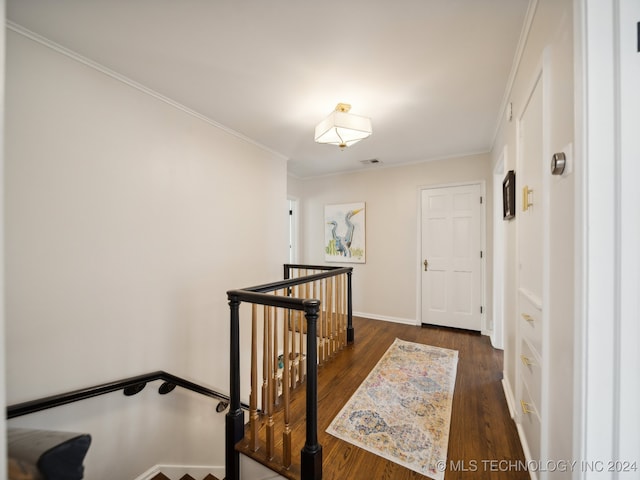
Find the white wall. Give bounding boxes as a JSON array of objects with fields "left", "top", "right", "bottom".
[
  {"left": 490, "top": 0, "right": 575, "bottom": 468},
  {"left": 5, "top": 30, "right": 288, "bottom": 478},
  {"left": 0, "top": 1, "right": 8, "bottom": 478},
  {"left": 288, "top": 153, "right": 492, "bottom": 325}
]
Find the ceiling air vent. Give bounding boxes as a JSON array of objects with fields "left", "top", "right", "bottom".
[{"left": 360, "top": 159, "right": 382, "bottom": 165}]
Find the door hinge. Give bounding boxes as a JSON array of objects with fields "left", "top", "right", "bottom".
[
  {"left": 480, "top": 306, "right": 484, "bottom": 314},
  {"left": 480, "top": 196, "right": 483, "bottom": 204},
  {"left": 480, "top": 250, "right": 483, "bottom": 259},
  {"left": 289, "top": 209, "right": 293, "bottom": 215}
]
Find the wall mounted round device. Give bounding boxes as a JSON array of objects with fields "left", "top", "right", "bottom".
[{"left": 551, "top": 152, "right": 566, "bottom": 175}]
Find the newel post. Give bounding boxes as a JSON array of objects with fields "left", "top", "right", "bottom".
[
  {"left": 225, "top": 294, "right": 243, "bottom": 480},
  {"left": 301, "top": 299, "right": 322, "bottom": 480},
  {"left": 346, "top": 269, "right": 354, "bottom": 344}
]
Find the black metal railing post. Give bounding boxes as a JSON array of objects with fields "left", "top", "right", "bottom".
[
  {"left": 346, "top": 270, "right": 354, "bottom": 344},
  {"left": 226, "top": 294, "right": 243, "bottom": 480},
  {"left": 300, "top": 299, "right": 322, "bottom": 480}
]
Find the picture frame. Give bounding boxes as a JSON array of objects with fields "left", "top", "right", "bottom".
[
  {"left": 324, "top": 202, "right": 366, "bottom": 263},
  {"left": 503, "top": 170, "right": 516, "bottom": 220}
]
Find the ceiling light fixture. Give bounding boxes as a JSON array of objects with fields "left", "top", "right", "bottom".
[{"left": 314, "top": 103, "right": 372, "bottom": 149}]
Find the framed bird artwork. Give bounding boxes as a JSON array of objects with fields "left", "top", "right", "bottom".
[{"left": 324, "top": 202, "right": 366, "bottom": 263}]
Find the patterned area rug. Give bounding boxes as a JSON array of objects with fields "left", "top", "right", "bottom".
[{"left": 326, "top": 338, "right": 458, "bottom": 480}]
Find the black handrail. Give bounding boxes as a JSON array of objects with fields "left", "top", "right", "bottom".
[
  {"left": 7, "top": 370, "right": 241, "bottom": 419},
  {"left": 242, "top": 266, "right": 352, "bottom": 294}
]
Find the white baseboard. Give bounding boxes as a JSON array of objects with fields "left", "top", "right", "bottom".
[
  {"left": 514, "top": 423, "right": 537, "bottom": 480},
  {"left": 501, "top": 376, "right": 516, "bottom": 419},
  {"left": 135, "top": 465, "right": 162, "bottom": 480},
  {"left": 354, "top": 312, "right": 494, "bottom": 338},
  {"left": 353, "top": 311, "right": 417, "bottom": 326},
  {"left": 501, "top": 377, "right": 535, "bottom": 480},
  {"left": 135, "top": 464, "right": 225, "bottom": 480}
]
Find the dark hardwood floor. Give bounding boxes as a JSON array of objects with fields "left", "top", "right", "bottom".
[{"left": 238, "top": 316, "right": 529, "bottom": 479}]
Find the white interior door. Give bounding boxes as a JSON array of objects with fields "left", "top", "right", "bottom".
[
  {"left": 515, "top": 71, "right": 545, "bottom": 464},
  {"left": 518, "top": 79, "right": 544, "bottom": 299},
  {"left": 421, "top": 184, "right": 482, "bottom": 330}
]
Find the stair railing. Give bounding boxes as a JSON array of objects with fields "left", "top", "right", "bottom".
[
  {"left": 226, "top": 265, "right": 353, "bottom": 480},
  {"left": 6, "top": 371, "right": 234, "bottom": 480},
  {"left": 7, "top": 370, "right": 236, "bottom": 419}
]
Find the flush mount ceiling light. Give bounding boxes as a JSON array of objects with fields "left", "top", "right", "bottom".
[{"left": 314, "top": 103, "right": 372, "bottom": 148}]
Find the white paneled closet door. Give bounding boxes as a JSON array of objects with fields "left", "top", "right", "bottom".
[{"left": 515, "top": 64, "right": 548, "bottom": 478}]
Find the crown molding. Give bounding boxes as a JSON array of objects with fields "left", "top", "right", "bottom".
[{"left": 6, "top": 20, "right": 288, "bottom": 162}]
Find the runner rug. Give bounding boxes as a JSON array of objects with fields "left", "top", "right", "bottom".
[{"left": 326, "top": 338, "right": 458, "bottom": 480}]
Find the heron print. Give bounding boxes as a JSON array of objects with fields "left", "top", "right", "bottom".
[{"left": 324, "top": 202, "right": 366, "bottom": 263}]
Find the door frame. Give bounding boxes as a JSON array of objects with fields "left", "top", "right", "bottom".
[
  {"left": 573, "top": 0, "right": 640, "bottom": 470},
  {"left": 287, "top": 196, "right": 299, "bottom": 264},
  {"left": 492, "top": 148, "right": 507, "bottom": 350},
  {"left": 416, "top": 181, "right": 487, "bottom": 332}
]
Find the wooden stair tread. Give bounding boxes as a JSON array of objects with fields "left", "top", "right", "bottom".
[{"left": 150, "top": 474, "right": 219, "bottom": 480}]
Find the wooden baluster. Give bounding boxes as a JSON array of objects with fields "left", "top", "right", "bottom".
[
  {"left": 249, "top": 304, "right": 259, "bottom": 451},
  {"left": 300, "top": 269, "right": 306, "bottom": 383},
  {"left": 336, "top": 274, "right": 341, "bottom": 349},
  {"left": 262, "top": 306, "right": 268, "bottom": 413},
  {"left": 299, "top": 285, "right": 306, "bottom": 382},
  {"left": 319, "top": 278, "right": 325, "bottom": 364},
  {"left": 290, "top": 281, "right": 296, "bottom": 388},
  {"left": 324, "top": 276, "right": 330, "bottom": 358},
  {"left": 310, "top": 276, "right": 316, "bottom": 366},
  {"left": 327, "top": 276, "right": 334, "bottom": 357},
  {"left": 339, "top": 274, "right": 346, "bottom": 348},
  {"left": 266, "top": 305, "right": 274, "bottom": 459},
  {"left": 336, "top": 274, "right": 341, "bottom": 351},
  {"left": 324, "top": 277, "right": 329, "bottom": 359},
  {"left": 343, "top": 273, "right": 348, "bottom": 347},
  {"left": 335, "top": 275, "right": 341, "bottom": 352},
  {"left": 338, "top": 274, "right": 343, "bottom": 349},
  {"left": 298, "top": 268, "right": 307, "bottom": 385},
  {"left": 272, "top": 298, "right": 280, "bottom": 408},
  {"left": 315, "top": 279, "right": 322, "bottom": 365},
  {"left": 282, "top": 295, "right": 292, "bottom": 467},
  {"left": 289, "top": 310, "right": 296, "bottom": 390},
  {"left": 343, "top": 274, "right": 348, "bottom": 346},
  {"left": 292, "top": 283, "right": 300, "bottom": 387}
]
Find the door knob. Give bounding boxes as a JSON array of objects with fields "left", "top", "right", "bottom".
[{"left": 423, "top": 259, "right": 428, "bottom": 271}]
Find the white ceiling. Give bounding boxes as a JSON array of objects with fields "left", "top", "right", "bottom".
[{"left": 7, "top": 0, "right": 530, "bottom": 178}]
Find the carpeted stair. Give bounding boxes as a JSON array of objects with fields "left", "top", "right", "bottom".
[{"left": 150, "top": 474, "right": 220, "bottom": 480}]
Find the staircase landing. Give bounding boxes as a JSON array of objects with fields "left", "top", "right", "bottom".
[{"left": 237, "top": 316, "right": 529, "bottom": 479}]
